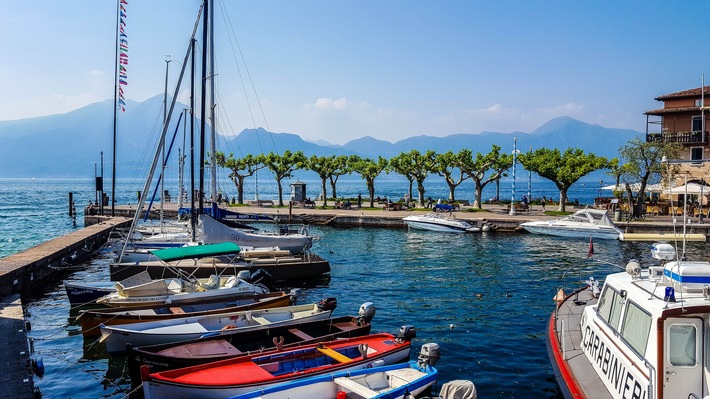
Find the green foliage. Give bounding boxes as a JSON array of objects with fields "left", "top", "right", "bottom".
[
  {"left": 214, "top": 152, "right": 265, "bottom": 204},
  {"left": 388, "top": 150, "right": 435, "bottom": 206},
  {"left": 459, "top": 146, "right": 513, "bottom": 209},
  {"left": 263, "top": 151, "right": 307, "bottom": 206},
  {"left": 350, "top": 156, "right": 388, "bottom": 207},
  {"left": 520, "top": 147, "right": 608, "bottom": 211}
]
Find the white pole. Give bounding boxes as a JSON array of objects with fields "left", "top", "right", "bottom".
[{"left": 510, "top": 137, "right": 517, "bottom": 215}]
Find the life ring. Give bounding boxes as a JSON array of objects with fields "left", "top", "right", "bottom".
[{"left": 221, "top": 324, "right": 237, "bottom": 331}]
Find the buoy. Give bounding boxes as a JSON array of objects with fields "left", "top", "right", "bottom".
[
  {"left": 337, "top": 391, "right": 347, "bottom": 399},
  {"left": 449, "top": 324, "right": 455, "bottom": 330},
  {"left": 32, "top": 358, "right": 44, "bottom": 378}
]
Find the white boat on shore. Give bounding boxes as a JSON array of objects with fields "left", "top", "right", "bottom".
[
  {"left": 403, "top": 213, "right": 480, "bottom": 233},
  {"left": 547, "top": 242, "right": 709, "bottom": 398},
  {"left": 520, "top": 208, "right": 622, "bottom": 240}
]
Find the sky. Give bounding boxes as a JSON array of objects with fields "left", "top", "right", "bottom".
[{"left": 2, "top": 1, "right": 710, "bottom": 145}]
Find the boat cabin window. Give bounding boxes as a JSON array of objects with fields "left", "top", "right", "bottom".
[
  {"left": 619, "top": 300, "right": 651, "bottom": 356},
  {"left": 669, "top": 324, "right": 697, "bottom": 367},
  {"left": 597, "top": 286, "right": 623, "bottom": 331}
]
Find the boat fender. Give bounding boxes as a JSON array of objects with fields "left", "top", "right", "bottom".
[
  {"left": 29, "top": 337, "right": 35, "bottom": 354},
  {"left": 25, "top": 320, "right": 31, "bottom": 332},
  {"left": 33, "top": 387, "right": 42, "bottom": 399},
  {"left": 367, "top": 359, "right": 386, "bottom": 369},
  {"left": 358, "top": 343, "right": 369, "bottom": 359},
  {"left": 317, "top": 297, "right": 337, "bottom": 311},
  {"left": 358, "top": 302, "right": 376, "bottom": 323},
  {"left": 273, "top": 336, "right": 285, "bottom": 351},
  {"left": 31, "top": 358, "right": 44, "bottom": 377}
]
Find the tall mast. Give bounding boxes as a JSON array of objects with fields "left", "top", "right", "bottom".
[
  {"left": 209, "top": 0, "right": 218, "bottom": 213},
  {"left": 111, "top": 0, "right": 120, "bottom": 217},
  {"left": 198, "top": 0, "right": 209, "bottom": 215}
]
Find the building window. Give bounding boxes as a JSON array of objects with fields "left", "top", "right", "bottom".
[
  {"left": 692, "top": 116, "right": 702, "bottom": 132},
  {"left": 691, "top": 147, "right": 703, "bottom": 161},
  {"left": 695, "top": 99, "right": 703, "bottom": 107}
]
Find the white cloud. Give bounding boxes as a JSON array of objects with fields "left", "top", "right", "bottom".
[{"left": 312, "top": 97, "right": 349, "bottom": 110}]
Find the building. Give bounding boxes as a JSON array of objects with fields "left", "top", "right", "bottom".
[{"left": 645, "top": 85, "right": 710, "bottom": 178}]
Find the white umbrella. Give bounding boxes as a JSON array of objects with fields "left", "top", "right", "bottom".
[
  {"left": 668, "top": 182, "right": 710, "bottom": 194},
  {"left": 602, "top": 183, "right": 666, "bottom": 193}
]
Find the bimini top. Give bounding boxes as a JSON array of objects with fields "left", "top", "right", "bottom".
[{"left": 149, "top": 242, "right": 241, "bottom": 262}]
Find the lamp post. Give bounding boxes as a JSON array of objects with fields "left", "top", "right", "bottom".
[
  {"left": 510, "top": 137, "right": 518, "bottom": 216},
  {"left": 598, "top": 179, "right": 603, "bottom": 208}
]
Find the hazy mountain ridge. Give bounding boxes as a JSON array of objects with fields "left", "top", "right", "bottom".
[{"left": 0, "top": 98, "right": 643, "bottom": 177}]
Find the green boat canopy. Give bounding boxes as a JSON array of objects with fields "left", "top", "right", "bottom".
[{"left": 149, "top": 242, "right": 241, "bottom": 262}]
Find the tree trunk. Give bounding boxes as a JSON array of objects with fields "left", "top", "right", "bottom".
[
  {"left": 367, "top": 178, "right": 375, "bottom": 208},
  {"left": 321, "top": 178, "right": 328, "bottom": 206},
  {"left": 474, "top": 181, "right": 483, "bottom": 209},
  {"left": 276, "top": 180, "right": 284, "bottom": 206},
  {"left": 416, "top": 180, "right": 426, "bottom": 207},
  {"left": 448, "top": 182, "right": 456, "bottom": 202},
  {"left": 329, "top": 177, "right": 338, "bottom": 199},
  {"left": 558, "top": 187, "right": 569, "bottom": 212},
  {"left": 236, "top": 176, "right": 245, "bottom": 204}
]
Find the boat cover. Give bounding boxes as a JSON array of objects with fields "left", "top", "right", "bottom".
[{"left": 149, "top": 242, "right": 241, "bottom": 262}]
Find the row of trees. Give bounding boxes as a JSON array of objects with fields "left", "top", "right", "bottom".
[{"left": 214, "top": 138, "right": 681, "bottom": 214}]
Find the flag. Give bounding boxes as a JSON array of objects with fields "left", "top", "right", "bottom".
[
  {"left": 587, "top": 237, "right": 594, "bottom": 258},
  {"left": 115, "top": 0, "right": 128, "bottom": 112}
]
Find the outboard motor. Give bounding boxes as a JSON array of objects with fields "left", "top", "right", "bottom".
[
  {"left": 249, "top": 269, "right": 274, "bottom": 291},
  {"left": 289, "top": 288, "right": 302, "bottom": 305},
  {"left": 396, "top": 325, "right": 416, "bottom": 342},
  {"left": 418, "top": 342, "right": 440, "bottom": 367},
  {"left": 317, "top": 297, "right": 337, "bottom": 312},
  {"left": 357, "top": 302, "right": 376, "bottom": 325},
  {"left": 237, "top": 270, "right": 251, "bottom": 281}
]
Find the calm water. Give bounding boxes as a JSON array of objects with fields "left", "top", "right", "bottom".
[{"left": 6, "top": 177, "right": 698, "bottom": 398}]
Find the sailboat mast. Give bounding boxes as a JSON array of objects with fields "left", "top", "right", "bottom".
[
  {"left": 198, "top": 0, "right": 209, "bottom": 215},
  {"left": 209, "top": 0, "right": 218, "bottom": 213}
]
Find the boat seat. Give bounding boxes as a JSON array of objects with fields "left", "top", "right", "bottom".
[
  {"left": 251, "top": 316, "right": 270, "bottom": 325},
  {"left": 169, "top": 307, "right": 185, "bottom": 314},
  {"left": 334, "top": 377, "right": 379, "bottom": 398},
  {"left": 288, "top": 328, "right": 315, "bottom": 341}
]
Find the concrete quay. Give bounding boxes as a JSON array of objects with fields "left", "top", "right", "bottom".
[
  {"left": 0, "top": 217, "right": 130, "bottom": 399},
  {"left": 108, "top": 201, "right": 710, "bottom": 235}
]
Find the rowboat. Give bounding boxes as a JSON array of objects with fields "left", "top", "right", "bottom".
[
  {"left": 78, "top": 290, "right": 295, "bottom": 338},
  {"left": 64, "top": 280, "right": 117, "bottom": 306},
  {"left": 227, "top": 357, "right": 438, "bottom": 399},
  {"left": 99, "top": 300, "right": 337, "bottom": 354},
  {"left": 141, "top": 333, "right": 413, "bottom": 399},
  {"left": 126, "top": 313, "right": 380, "bottom": 384}
]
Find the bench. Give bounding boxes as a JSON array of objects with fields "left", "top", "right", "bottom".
[
  {"left": 334, "top": 377, "right": 379, "bottom": 398},
  {"left": 384, "top": 203, "right": 404, "bottom": 211},
  {"left": 288, "top": 328, "right": 315, "bottom": 341}
]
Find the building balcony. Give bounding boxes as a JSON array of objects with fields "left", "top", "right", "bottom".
[{"left": 646, "top": 130, "right": 707, "bottom": 145}]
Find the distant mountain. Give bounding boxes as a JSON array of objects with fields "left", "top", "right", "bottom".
[{"left": 0, "top": 98, "right": 643, "bottom": 177}]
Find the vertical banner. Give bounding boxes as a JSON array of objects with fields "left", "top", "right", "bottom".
[{"left": 117, "top": 0, "right": 128, "bottom": 111}]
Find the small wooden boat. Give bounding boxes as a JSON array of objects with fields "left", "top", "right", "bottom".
[
  {"left": 227, "top": 357, "right": 438, "bottom": 399},
  {"left": 126, "top": 313, "right": 381, "bottom": 384},
  {"left": 141, "top": 333, "right": 413, "bottom": 399},
  {"left": 78, "top": 291, "right": 295, "bottom": 338},
  {"left": 64, "top": 280, "right": 117, "bottom": 306},
  {"left": 99, "top": 300, "right": 337, "bottom": 355}
]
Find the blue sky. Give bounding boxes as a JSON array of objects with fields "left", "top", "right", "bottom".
[{"left": 1, "top": 1, "right": 709, "bottom": 144}]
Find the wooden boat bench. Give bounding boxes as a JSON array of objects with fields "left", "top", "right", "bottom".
[
  {"left": 334, "top": 376, "right": 380, "bottom": 398},
  {"left": 288, "top": 328, "right": 315, "bottom": 341}
]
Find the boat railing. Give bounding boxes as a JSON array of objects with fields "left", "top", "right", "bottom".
[{"left": 645, "top": 360, "right": 656, "bottom": 399}]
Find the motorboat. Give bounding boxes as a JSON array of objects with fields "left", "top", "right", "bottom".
[
  {"left": 226, "top": 356, "right": 439, "bottom": 399},
  {"left": 520, "top": 208, "right": 622, "bottom": 239},
  {"left": 126, "top": 313, "right": 378, "bottom": 384},
  {"left": 402, "top": 213, "right": 480, "bottom": 233},
  {"left": 77, "top": 291, "right": 296, "bottom": 338},
  {"left": 546, "top": 242, "right": 709, "bottom": 398},
  {"left": 99, "top": 300, "right": 337, "bottom": 355},
  {"left": 140, "top": 333, "right": 414, "bottom": 399},
  {"left": 198, "top": 214, "right": 313, "bottom": 254}
]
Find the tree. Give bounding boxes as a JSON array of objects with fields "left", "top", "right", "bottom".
[
  {"left": 388, "top": 150, "right": 435, "bottom": 207},
  {"left": 306, "top": 155, "right": 340, "bottom": 207},
  {"left": 262, "top": 150, "right": 307, "bottom": 206},
  {"left": 214, "top": 152, "right": 265, "bottom": 204},
  {"left": 459, "top": 146, "right": 513, "bottom": 209},
  {"left": 328, "top": 155, "right": 352, "bottom": 199},
  {"left": 618, "top": 138, "right": 681, "bottom": 218},
  {"left": 350, "top": 156, "right": 389, "bottom": 208},
  {"left": 430, "top": 151, "right": 468, "bottom": 202},
  {"left": 519, "top": 148, "right": 609, "bottom": 212}
]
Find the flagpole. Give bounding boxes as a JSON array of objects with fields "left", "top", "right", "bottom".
[{"left": 111, "top": 0, "right": 120, "bottom": 217}]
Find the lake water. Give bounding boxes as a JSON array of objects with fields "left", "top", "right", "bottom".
[{"left": 5, "top": 177, "right": 696, "bottom": 398}]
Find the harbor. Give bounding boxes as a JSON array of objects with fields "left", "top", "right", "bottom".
[{"left": 2, "top": 191, "right": 709, "bottom": 397}]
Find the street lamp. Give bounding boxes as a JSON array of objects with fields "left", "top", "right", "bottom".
[
  {"left": 598, "top": 179, "right": 603, "bottom": 208},
  {"left": 510, "top": 138, "right": 519, "bottom": 216}
]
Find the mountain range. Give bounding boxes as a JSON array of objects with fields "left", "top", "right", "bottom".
[{"left": 0, "top": 95, "right": 643, "bottom": 177}]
